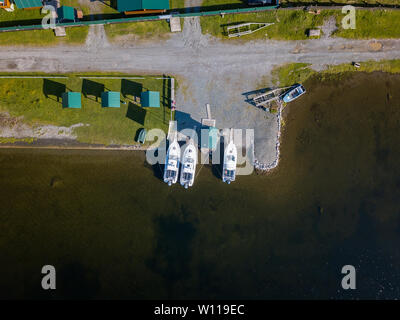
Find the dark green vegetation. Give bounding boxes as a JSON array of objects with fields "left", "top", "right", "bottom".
[
  {"left": 0, "top": 74, "right": 172, "bottom": 145},
  {"left": 201, "top": 9, "right": 400, "bottom": 40},
  {"left": 1, "top": 72, "right": 400, "bottom": 299}
]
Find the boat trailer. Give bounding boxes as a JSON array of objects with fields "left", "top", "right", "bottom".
[
  {"left": 227, "top": 22, "right": 274, "bottom": 38},
  {"left": 252, "top": 86, "right": 292, "bottom": 108}
]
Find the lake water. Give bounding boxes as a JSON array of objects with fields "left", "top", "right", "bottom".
[{"left": 1, "top": 72, "right": 400, "bottom": 299}]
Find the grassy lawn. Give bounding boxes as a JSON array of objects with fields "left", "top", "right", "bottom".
[
  {"left": 104, "top": 20, "right": 173, "bottom": 41},
  {"left": 202, "top": 0, "right": 247, "bottom": 9},
  {"left": 171, "top": 0, "right": 186, "bottom": 9},
  {"left": 271, "top": 60, "right": 400, "bottom": 87},
  {"left": 0, "top": 7, "right": 43, "bottom": 27},
  {"left": 0, "top": 0, "right": 90, "bottom": 27},
  {"left": 0, "top": 0, "right": 90, "bottom": 46},
  {"left": 0, "top": 26, "right": 89, "bottom": 46},
  {"left": 336, "top": 9, "right": 400, "bottom": 39},
  {"left": 280, "top": 0, "right": 400, "bottom": 5},
  {"left": 0, "top": 74, "right": 173, "bottom": 145},
  {"left": 201, "top": 10, "right": 336, "bottom": 40},
  {"left": 62, "top": 0, "right": 91, "bottom": 15},
  {"left": 201, "top": 9, "right": 400, "bottom": 40}
]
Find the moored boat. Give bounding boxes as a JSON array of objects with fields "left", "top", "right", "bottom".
[
  {"left": 222, "top": 138, "right": 237, "bottom": 184},
  {"left": 180, "top": 140, "right": 197, "bottom": 189},
  {"left": 281, "top": 84, "right": 306, "bottom": 103},
  {"left": 163, "top": 139, "right": 181, "bottom": 186}
]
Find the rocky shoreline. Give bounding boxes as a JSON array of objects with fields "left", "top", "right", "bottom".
[{"left": 254, "top": 106, "right": 283, "bottom": 173}]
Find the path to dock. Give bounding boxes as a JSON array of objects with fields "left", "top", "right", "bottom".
[{"left": 0, "top": 17, "right": 400, "bottom": 164}]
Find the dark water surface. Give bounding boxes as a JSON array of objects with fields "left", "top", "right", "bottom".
[{"left": 1, "top": 72, "right": 400, "bottom": 299}]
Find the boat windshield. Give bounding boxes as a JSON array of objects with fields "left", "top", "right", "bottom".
[
  {"left": 225, "top": 170, "right": 235, "bottom": 178},
  {"left": 290, "top": 86, "right": 304, "bottom": 98},
  {"left": 183, "top": 172, "right": 193, "bottom": 181},
  {"left": 166, "top": 170, "right": 176, "bottom": 179},
  {"left": 227, "top": 155, "right": 236, "bottom": 162}
]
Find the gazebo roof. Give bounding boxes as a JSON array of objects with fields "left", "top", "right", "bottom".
[
  {"left": 101, "top": 91, "right": 121, "bottom": 108},
  {"left": 62, "top": 92, "right": 82, "bottom": 108},
  {"left": 141, "top": 91, "right": 160, "bottom": 108}
]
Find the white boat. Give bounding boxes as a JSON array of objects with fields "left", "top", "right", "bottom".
[
  {"left": 281, "top": 84, "right": 306, "bottom": 103},
  {"left": 180, "top": 140, "right": 197, "bottom": 189},
  {"left": 163, "top": 139, "right": 181, "bottom": 186},
  {"left": 222, "top": 139, "right": 237, "bottom": 184}
]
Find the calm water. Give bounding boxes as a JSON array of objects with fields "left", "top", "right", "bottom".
[{"left": 1, "top": 72, "right": 400, "bottom": 299}]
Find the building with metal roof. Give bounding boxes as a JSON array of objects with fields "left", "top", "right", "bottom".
[
  {"left": 57, "top": 6, "right": 76, "bottom": 22},
  {"left": 62, "top": 92, "right": 82, "bottom": 109},
  {"left": 117, "top": 0, "right": 169, "bottom": 14},
  {"left": 13, "top": 0, "right": 42, "bottom": 9},
  {"left": 101, "top": 91, "right": 121, "bottom": 108},
  {"left": 141, "top": 91, "right": 160, "bottom": 108}
]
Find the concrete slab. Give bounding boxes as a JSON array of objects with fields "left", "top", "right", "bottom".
[
  {"left": 54, "top": 27, "right": 66, "bottom": 37},
  {"left": 170, "top": 17, "right": 182, "bottom": 33}
]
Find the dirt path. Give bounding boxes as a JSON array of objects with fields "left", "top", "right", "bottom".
[{"left": 0, "top": 18, "right": 400, "bottom": 163}]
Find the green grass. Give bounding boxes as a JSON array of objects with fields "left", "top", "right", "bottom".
[
  {"left": 201, "top": 9, "right": 400, "bottom": 40},
  {"left": 202, "top": 0, "right": 247, "bottom": 9},
  {"left": 336, "top": 10, "right": 400, "bottom": 39},
  {"left": 271, "top": 60, "right": 400, "bottom": 87},
  {"left": 0, "top": 1, "right": 91, "bottom": 46},
  {"left": 0, "top": 7, "right": 42, "bottom": 27},
  {"left": 280, "top": 0, "right": 400, "bottom": 5},
  {"left": 0, "top": 74, "right": 173, "bottom": 145},
  {"left": 105, "top": 20, "right": 173, "bottom": 41},
  {"left": 0, "top": 26, "right": 89, "bottom": 46},
  {"left": 201, "top": 10, "right": 338, "bottom": 40},
  {"left": 171, "top": 0, "right": 186, "bottom": 9},
  {"left": 62, "top": 0, "right": 91, "bottom": 15},
  {"left": 0, "top": 137, "right": 36, "bottom": 144},
  {"left": 0, "top": 1, "right": 90, "bottom": 26}
]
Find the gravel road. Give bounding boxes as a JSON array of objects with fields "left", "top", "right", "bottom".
[{"left": 0, "top": 16, "right": 399, "bottom": 163}]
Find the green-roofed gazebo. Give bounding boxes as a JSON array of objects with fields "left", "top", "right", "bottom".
[
  {"left": 14, "top": 0, "right": 43, "bottom": 9},
  {"left": 117, "top": 0, "right": 169, "bottom": 13},
  {"left": 57, "top": 6, "right": 76, "bottom": 22},
  {"left": 141, "top": 91, "right": 160, "bottom": 108},
  {"left": 101, "top": 91, "right": 120, "bottom": 108},
  {"left": 62, "top": 92, "right": 82, "bottom": 109}
]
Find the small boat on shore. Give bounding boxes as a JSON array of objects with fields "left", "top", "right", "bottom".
[
  {"left": 281, "top": 84, "right": 306, "bottom": 103},
  {"left": 222, "top": 135, "right": 237, "bottom": 184},
  {"left": 137, "top": 128, "right": 147, "bottom": 144},
  {"left": 180, "top": 140, "right": 197, "bottom": 189},
  {"left": 163, "top": 139, "right": 181, "bottom": 186}
]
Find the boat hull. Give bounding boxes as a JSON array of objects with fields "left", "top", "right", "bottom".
[
  {"left": 222, "top": 141, "right": 237, "bottom": 184},
  {"left": 281, "top": 84, "right": 306, "bottom": 103},
  {"left": 180, "top": 142, "right": 197, "bottom": 188},
  {"left": 163, "top": 140, "right": 181, "bottom": 185}
]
